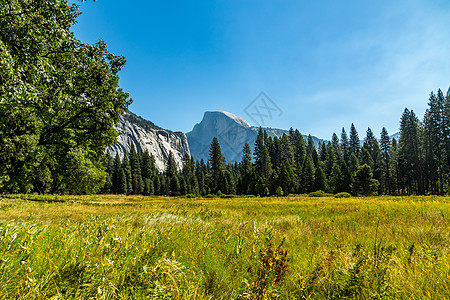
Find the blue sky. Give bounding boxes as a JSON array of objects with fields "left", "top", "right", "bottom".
[{"left": 72, "top": 0, "right": 450, "bottom": 139}]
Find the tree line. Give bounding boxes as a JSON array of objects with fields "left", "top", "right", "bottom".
[{"left": 103, "top": 88, "right": 450, "bottom": 196}]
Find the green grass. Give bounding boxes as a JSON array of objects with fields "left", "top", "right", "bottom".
[{"left": 0, "top": 194, "right": 449, "bottom": 299}]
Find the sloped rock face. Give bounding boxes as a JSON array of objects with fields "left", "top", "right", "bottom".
[
  {"left": 108, "top": 112, "right": 190, "bottom": 171},
  {"left": 447, "top": 86, "right": 450, "bottom": 98},
  {"left": 186, "top": 111, "right": 259, "bottom": 163},
  {"left": 186, "top": 111, "right": 324, "bottom": 163}
]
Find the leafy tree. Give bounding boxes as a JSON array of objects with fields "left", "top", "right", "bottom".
[{"left": 0, "top": 0, "right": 131, "bottom": 193}]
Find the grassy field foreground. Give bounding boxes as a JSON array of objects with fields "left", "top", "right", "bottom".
[{"left": 0, "top": 195, "right": 449, "bottom": 299}]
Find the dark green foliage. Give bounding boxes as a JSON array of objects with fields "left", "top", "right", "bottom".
[
  {"left": 122, "top": 153, "right": 133, "bottom": 194},
  {"left": 0, "top": 0, "right": 131, "bottom": 194},
  {"left": 313, "top": 165, "right": 327, "bottom": 192},
  {"left": 341, "top": 128, "right": 349, "bottom": 160},
  {"left": 209, "top": 137, "right": 225, "bottom": 193},
  {"left": 276, "top": 186, "right": 284, "bottom": 196},
  {"left": 334, "top": 192, "right": 351, "bottom": 198},
  {"left": 398, "top": 109, "right": 422, "bottom": 194},
  {"left": 352, "top": 164, "right": 379, "bottom": 196},
  {"left": 301, "top": 155, "right": 315, "bottom": 193},
  {"left": 166, "top": 152, "right": 178, "bottom": 179},
  {"left": 349, "top": 123, "right": 360, "bottom": 156}
]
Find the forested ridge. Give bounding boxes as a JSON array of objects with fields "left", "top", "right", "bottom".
[{"left": 104, "top": 88, "right": 450, "bottom": 196}]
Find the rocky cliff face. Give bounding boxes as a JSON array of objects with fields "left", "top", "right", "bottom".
[
  {"left": 108, "top": 112, "right": 190, "bottom": 171},
  {"left": 186, "top": 111, "right": 324, "bottom": 163}
]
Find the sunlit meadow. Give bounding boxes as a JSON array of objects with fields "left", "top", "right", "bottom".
[{"left": 0, "top": 194, "right": 449, "bottom": 299}]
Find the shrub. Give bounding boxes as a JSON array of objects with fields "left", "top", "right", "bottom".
[
  {"left": 204, "top": 194, "right": 215, "bottom": 198},
  {"left": 276, "top": 186, "right": 284, "bottom": 197},
  {"left": 308, "top": 190, "right": 333, "bottom": 197},
  {"left": 185, "top": 194, "right": 196, "bottom": 198},
  {"left": 220, "top": 194, "right": 237, "bottom": 198},
  {"left": 334, "top": 192, "right": 352, "bottom": 198}
]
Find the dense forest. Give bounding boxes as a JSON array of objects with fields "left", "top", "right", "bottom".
[{"left": 103, "top": 88, "right": 450, "bottom": 196}]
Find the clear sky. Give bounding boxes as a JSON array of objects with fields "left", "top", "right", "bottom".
[{"left": 71, "top": 0, "right": 450, "bottom": 139}]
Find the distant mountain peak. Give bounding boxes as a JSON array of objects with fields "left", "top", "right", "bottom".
[
  {"left": 186, "top": 110, "right": 324, "bottom": 163},
  {"left": 205, "top": 110, "right": 251, "bottom": 128},
  {"left": 447, "top": 86, "right": 450, "bottom": 98}
]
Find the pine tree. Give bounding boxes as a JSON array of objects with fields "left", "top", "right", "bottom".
[
  {"left": 122, "top": 152, "right": 132, "bottom": 194},
  {"left": 371, "top": 140, "right": 383, "bottom": 195},
  {"left": 341, "top": 128, "right": 349, "bottom": 161},
  {"left": 209, "top": 137, "right": 225, "bottom": 193},
  {"left": 141, "top": 150, "right": 156, "bottom": 183},
  {"left": 398, "top": 108, "right": 422, "bottom": 194},
  {"left": 301, "top": 155, "right": 315, "bottom": 193},
  {"left": 364, "top": 128, "right": 376, "bottom": 155},
  {"left": 260, "top": 146, "right": 273, "bottom": 184},
  {"left": 307, "top": 135, "right": 319, "bottom": 166},
  {"left": 352, "top": 164, "right": 379, "bottom": 196},
  {"left": 119, "top": 168, "right": 128, "bottom": 194},
  {"left": 360, "top": 147, "right": 374, "bottom": 170},
  {"left": 169, "top": 175, "right": 180, "bottom": 196},
  {"left": 166, "top": 151, "right": 178, "bottom": 179},
  {"left": 240, "top": 143, "right": 254, "bottom": 194},
  {"left": 390, "top": 138, "right": 399, "bottom": 194},
  {"left": 380, "top": 128, "right": 391, "bottom": 194},
  {"left": 291, "top": 129, "right": 306, "bottom": 167},
  {"left": 313, "top": 165, "right": 327, "bottom": 192},
  {"left": 129, "top": 145, "right": 143, "bottom": 194},
  {"left": 254, "top": 127, "right": 265, "bottom": 170},
  {"left": 111, "top": 153, "right": 122, "bottom": 194},
  {"left": 280, "top": 134, "right": 295, "bottom": 167},
  {"left": 278, "top": 162, "right": 295, "bottom": 194},
  {"left": 153, "top": 175, "right": 161, "bottom": 195},
  {"left": 331, "top": 133, "right": 341, "bottom": 157},
  {"left": 349, "top": 123, "right": 360, "bottom": 156},
  {"left": 329, "top": 163, "right": 343, "bottom": 193},
  {"left": 102, "top": 152, "right": 114, "bottom": 194},
  {"left": 324, "top": 142, "right": 336, "bottom": 179}
]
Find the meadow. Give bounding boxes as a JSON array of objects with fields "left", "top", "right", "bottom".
[{"left": 0, "top": 194, "right": 449, "bottom": 299}]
